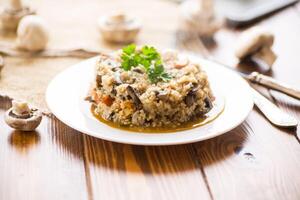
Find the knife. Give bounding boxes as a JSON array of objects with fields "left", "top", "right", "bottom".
[
  {"left": 212, "top": 60, "right": 300, "bottom": 100},
  {"left": 211, "top": 60, "right": 299, "bottom": 127},
  {"left": 250, "top": 87, "right": 298, "bottom": 127},
  {"left": 239, "top": 71, "right": 300, "bottom": 100}
]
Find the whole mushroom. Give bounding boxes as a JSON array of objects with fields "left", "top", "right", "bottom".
[
  {"left": 0, "top": 0, "right": 35, "bottom": 31},
  {"left": 98, "top": 13, "right": 141, "bottom": 43},
  {"left": 235, "top": 26, "right": 277, "bottom": 67},
  {"left": 16, "top": 15, "right": 49, "bottom": 51},
  {"left": 180, "top": 0, "right": 223, "bottom": 38},
  {"left": 4, "top": 100, "right": 42, "bottom": 131}
]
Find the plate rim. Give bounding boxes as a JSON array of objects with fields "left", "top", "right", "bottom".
[{"left": 46, "top": 56, "right": 253, "bottom": 146}]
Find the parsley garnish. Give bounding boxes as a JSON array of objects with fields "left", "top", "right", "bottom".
[{"left": 121, "top": 44, "right": 171, "bottom": 83}]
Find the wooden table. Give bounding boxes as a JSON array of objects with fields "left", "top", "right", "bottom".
[{"left": 1, "top": 1, "right": 300, "bottom": 200}]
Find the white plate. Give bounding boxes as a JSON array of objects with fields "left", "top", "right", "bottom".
[{"left": 46, "top": 56, "right": 253, "bottom": 145}]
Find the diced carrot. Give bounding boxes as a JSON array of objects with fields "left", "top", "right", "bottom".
[{"left": 102, "top": 95, "right": 114, "bottom": 106}]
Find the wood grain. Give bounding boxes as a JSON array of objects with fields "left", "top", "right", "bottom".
[
  {"left": 0, "top": 97, "right": 89, "bottom": 200},
  {"left": 83, "top": 136, "right": 211, "bottom": 200},
  {"left": 176, "top": 3, "right": 300, "bottom": 199},
  {"left": 0, "top": 1, "right": 300, "bottom": 200},
  {"left": 179, "top": 4, "right": 300, "bottom": 200}
]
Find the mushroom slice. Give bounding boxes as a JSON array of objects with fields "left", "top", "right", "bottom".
[
  {"left": 175, "top": 56, "right": 189, "bottom": 69},
  {"left": 203, "top": 97, "right": 213, "bottom": 113},
  {"left": 4, "top": 100, "right": 42, "bottom": 131},
  {"left": 126, "top": 85, "right": 142, "bottom": 110},
  {"left": 156, "top": 90, "right": 169, "bottom": 101},
  {"left": 235, "top": 26, "right": 277, "bottom": 67},
  {"left": 184, "top": 85, "right": 199, "bottom": 107}
]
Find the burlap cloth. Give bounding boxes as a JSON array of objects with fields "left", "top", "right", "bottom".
[{"left": 0, "top": 0, "right": 178, "bottom": 113}]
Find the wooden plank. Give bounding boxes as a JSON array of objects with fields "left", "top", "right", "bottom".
[
  {"left": 195, "top": 110, "right": 300, "bottom": 200},
  {"left": 31, "top": 0, "right": 178, "bottom": 50},
  {"left": 253, "top": 4, "right": 300, "bottom": 141},
  {"left": 71, "top": 1, "right": 212, "bottom": 199},
  {"left": 177, "top": 5, "right": 300, "bottom": 200},
  {"left": 0, "top": 98, "right": 89, "bottom": 200},
  {"left": 0, "top": 1, "right": 299, "bottom": 200},
  {"left": 83, "top": 135, "right": 212, "bottom": 200}
]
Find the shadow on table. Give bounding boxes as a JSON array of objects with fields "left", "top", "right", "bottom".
[
  {"left": 52, "top": 117, "right": 251, "bottom": 174},
  {"left": 8, "top": 130, "right": 41, "bottom": 154}
]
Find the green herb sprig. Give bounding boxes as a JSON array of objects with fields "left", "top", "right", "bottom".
[{"left": 121, "top": 44, "right": 171, "bottom": 83}]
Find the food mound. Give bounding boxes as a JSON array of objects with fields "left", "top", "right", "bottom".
[{"left": 89, "top": 45, "right": 214, "bottom": 127}]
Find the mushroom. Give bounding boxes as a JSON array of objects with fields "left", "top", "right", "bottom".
[
  {"left": 175, "top": 56, "right": 189, "bottom": 69},
  {"left": 0, "top": 0, "right": 35, "bottom": 31},
  {"left": 16, "top": 15, "right": 49, "bottom": 51},
  {"left": 184, "top": 85, "right": 199, "bottom": 107},
  {"left": 235, "top": 26, "right": 277, "bottom": 67},
  {"left": 203, "top": 97, "right": 213, "bottom": 113},
  {"left": 126, "top": 85, "right": 142, "bottom": 109},
  {"left": 156, "top": 90, "right": 169, "bottom": 101},
  {"left": 180, "top": 0, "right": 223, "bottom": 38},
  {"left": 4, "top": 100, "right": 42, "bottom": 131},
  {"left": 98, "top": 12, "right": 141, "bottom": 43}
]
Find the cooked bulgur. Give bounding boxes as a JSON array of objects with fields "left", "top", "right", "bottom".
[{"left": 89, "top": 48, "right": 214, "bottom": 127}]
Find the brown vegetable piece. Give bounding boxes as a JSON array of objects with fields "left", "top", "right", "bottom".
[
  {"left": 184, "top": 85, "right": 199, "bottom": 106},
  {"left": 126, "top": 85, "right": 142, "bottom": 110}
]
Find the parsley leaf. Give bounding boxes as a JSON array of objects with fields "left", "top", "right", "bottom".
[
  {"left": 123, "top": 44, "right": 136, "bottom": 55},
  {"left": 121, "top": 44, "right": 138, "bottom": 71},
  {"left": 120, "top": 44, "right": 171, "bottom": 83}
]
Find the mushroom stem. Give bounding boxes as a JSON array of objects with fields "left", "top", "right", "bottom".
[
  {"left": 253, "top": 47, "right": 277, "bottom": 67},
  {"left": 9, "top": 0, "right": 23, "bottom": 11}
]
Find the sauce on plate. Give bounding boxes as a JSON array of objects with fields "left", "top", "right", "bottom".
[{"left": 90, "top": 97, "right": 225, "bottom": 133}]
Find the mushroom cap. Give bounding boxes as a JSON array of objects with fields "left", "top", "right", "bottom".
[
  {"left": 98, "top": 13, "right": 141, "bottom": 43},
  {"left": 16, "top": 15, "right": 49, "bottom": 51},
  {"left": 180, "top": 0, "right": 223, "bottom": 37},
  {"left": 4, "top": 108, "right": 42, "bottom": 131},
  {"left": 235, "top": 26, "right": 274, "bottom": 59}
]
